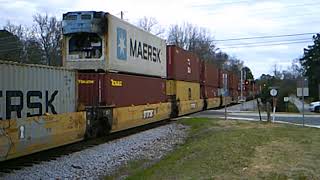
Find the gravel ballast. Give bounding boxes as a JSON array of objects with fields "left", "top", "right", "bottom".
[{"left": 1, "top": 123, "right": 189, "bottom": 179}]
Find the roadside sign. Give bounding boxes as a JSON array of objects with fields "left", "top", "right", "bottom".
[
  {"left": 270, "top": 89, "right": 278, "bottom": 97},
  {"left": 297, "top": 88, "right": 309, "bottom": 97},
  {"left": 284, "top": 97, "right": 289, "bottom": 102},
  {"left": 221, "top": 89, "right": 229, "bottom": 97}
]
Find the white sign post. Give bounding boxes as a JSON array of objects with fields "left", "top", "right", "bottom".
[
  {"left": 270, "top": 89, "right": 278, "bottom": 123},
  {"left": 297, "top": 78, "right": 309, "bottom": 126}
]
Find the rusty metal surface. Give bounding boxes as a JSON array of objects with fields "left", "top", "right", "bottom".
[
  {"left": 201, "top": 62, "right": 219, "bottom": 87},
  {"left": 111, "top": 102, "right": 171, "bottom": 132},
  {"left": 167, "top": 45, "right": 200, "bottom": 82},
  {"left": 0, "top": 60, "right": 77, "bottom": 120},
  {"left": 78, "top": 73, "right": 167, "bottom": 107},
  {"left": 0, "top": 112, "right": 86, "bottom": 161}
]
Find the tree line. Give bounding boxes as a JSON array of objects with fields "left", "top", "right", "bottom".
[{"left": 0, "top": 14, "right": 61, "bottom": 66}]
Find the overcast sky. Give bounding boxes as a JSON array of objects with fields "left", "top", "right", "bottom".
[{"left": 1, "top": 0, "right": 319, "bottom": 78}]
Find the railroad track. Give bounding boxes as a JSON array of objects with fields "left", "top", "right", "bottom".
[{"left": 0, "top": 120, "right": 172, "bottom": 175}]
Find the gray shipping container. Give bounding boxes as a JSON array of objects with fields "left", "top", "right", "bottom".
[
  {"left": 63, "top": 12, "right": 167, "bottom": 78},
  {"left": 0, "top": 60, "right": 77, "bottom": 120}
]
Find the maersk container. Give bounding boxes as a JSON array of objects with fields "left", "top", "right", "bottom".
[
  {"left": 0, "top": 60, "right": 77, "bottom": 120},
  {"left": 201, "top": 61, "right": 219, "bottom": 87},
  {"left": 167, "top": 45, "right": 200, "bottom": 82},
  {"left": 78, "top": 72, "right": 167, "bottom": 107},
  {"left": 62, "top": 11, "right": 167, "bottom": 78}
]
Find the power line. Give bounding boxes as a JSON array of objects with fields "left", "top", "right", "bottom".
[
  {"left": 219, "top": 37, "right": 313, "bottom": 46},
  {"left": 215, "top": 32, "right": 318, "bottom": 42},
  {"left": 206, "top": 2, "right": 320, "bottom": 17},
  {"left": 221, "top": 40, "right": 312, "bottom": 49}
]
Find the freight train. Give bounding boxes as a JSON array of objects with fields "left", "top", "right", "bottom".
[{"left": 0, "top": 11, "right": 254, "bottom": 162}]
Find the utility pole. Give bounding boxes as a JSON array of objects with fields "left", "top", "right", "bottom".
[
  {"left": 302, "top": 79, "right": 305, "bottom": 126},
  {"left": 318, "top": 84, "right": 320, "bottom": 101},
  {"left": 240, "top": 68, "right": 243, "bottom": 101},
  {"left": 121, "top": 11, "right": 124, "bottom": 19}
]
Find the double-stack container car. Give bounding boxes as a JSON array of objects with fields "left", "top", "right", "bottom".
[
  {"left": 166, "top": 45, "right": 203, "bottom": 116},
  {"left": 62, "top": 11, "right": 170, "bottom": 136},
  {"left": 200, "top": 62, "right": 221, "bottom": 109}
]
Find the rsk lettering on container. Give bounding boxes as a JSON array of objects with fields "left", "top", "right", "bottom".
[
  {"left": 129, "top": 39, "right": 161, "bottom": 63},
  {"left": 0, "top": 90, "right": 58, "bottom": 120}
]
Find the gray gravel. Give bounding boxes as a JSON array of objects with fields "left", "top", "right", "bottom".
[{"left": 1, "top": 123, "right": 189, "bottom": 180}]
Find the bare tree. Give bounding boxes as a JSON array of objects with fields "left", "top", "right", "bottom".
[
  {"left": 271, "top": 63, "right": 282, "bottom": 79},
  {"left": 33, "top": 13, "right": 62, "bottom": 66},
  {"left": 137, "top": 16, "right": 165, "bottom": 36},
  {"left": 167, "top": 23, "right": 218, "bottom": 63},
  {"left": 3, "top": 21, "right": 45, "bottom": 64}
]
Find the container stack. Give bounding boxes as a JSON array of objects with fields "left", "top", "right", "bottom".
[
  {"left": 200, "top": 61, "right": 221, "bottom": 109},
  {"left": 166, "top": 45, "right": 203, "bottom": 116},
  {"left": 68, "top": 13, "right": 171, "bottom": 132}
]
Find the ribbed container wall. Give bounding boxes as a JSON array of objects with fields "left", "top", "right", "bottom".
[
  {"left": 218, "top": 69, "right": 223, "bottom": 88},
  {"left": 167, "top": 45, "right": 200, "bottom": 83},
  {"left": 0, "top": 61, "right": 77, "bottom": 120},
  {"left": 228, "top": 72, "right": 239, "bottom": 91},
  {"left": 78, "top": 73, "right": 167, "bottom": 107},
  {"left": 201, "top": 62, "right": 219, "bottom": 87}
]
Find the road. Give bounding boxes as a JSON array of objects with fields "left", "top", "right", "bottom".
[{"left": 191, "top": 99, "right": 320, "bottom": 127}]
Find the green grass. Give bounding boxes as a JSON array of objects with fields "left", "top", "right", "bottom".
[{"left": 106, "top": 118, "right": 320, "bottom": 179}]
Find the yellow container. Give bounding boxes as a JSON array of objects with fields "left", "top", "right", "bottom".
[
  {"left": 166, "top": 80, "right": 200, "bottom": 101},
  {"left": 0, "top": 112, "right": 86, "bottom": 162},
  {"left": 111, "top": 102, "right": 171, "bottom": 132},
  {"left": 178, "top": 99, "right": 203, "bottom": 116},
  {"left": 207, "top": 97, "right": 221, "bottom": 109}
]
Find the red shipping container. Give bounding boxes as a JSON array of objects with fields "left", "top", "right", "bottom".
[
  {"left": 78, "top": 73, "right": 167, "bottom": 107},
  {"left": 201, "top": 85, "right": 219, "bottom": 99},
  {"left": 233, "top": 73, "right": 240, "bottom": 90},
  {"left": 228, "top": 72, "right": 240, "bottom": 90},
  {"left": 167, "top": 45, "right": 200, "bottom": 82},
  {"left": 218, "top": 69, "right": 223, "bottom": 88},
  {"left": 201, "top": 61, "right": 219, "bottom": 87}
]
